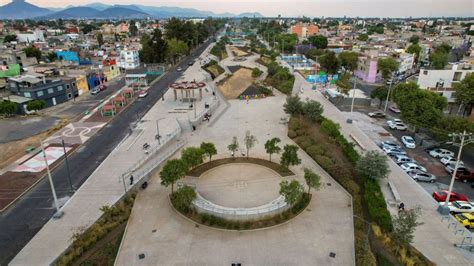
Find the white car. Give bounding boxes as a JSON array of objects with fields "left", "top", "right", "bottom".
[
  {"left": 382, "top": 146, "right": 406, "bottom": 155},
  {"left": 138, "top": 90, "right": 148, "bottom": 98},
  {"left": 408, "top": 170, "right": 436, "bottom": 183},
  {"left": 394, "top": 155, "right": 416, "bottom": 165},
  {"left": 400, "top": 162, "right": 427, "bottom": 173},
  {"left": 439, "top": 201, "right": 474, "bottom": 214},
  {"left": 440, "top": 156, "right": 464, "bottom": 166},
  {"left": 387, "top": 120, "right": 407, "bottom": 131},
  {"left": 429, "top": 148, "right": 455, "bottom": 158},
  {"left": 401, "top": 136, "right": 416, "bottom": 149},
  {"left": 445, "top": 164, "right": 468, "bottom": 174},
  {"left": 379, "top": 141, "right": 401, "bottom": 150}
]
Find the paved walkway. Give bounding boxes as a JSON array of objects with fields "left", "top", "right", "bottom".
[
  {"left": 116, "top": 95, "right": 354, "bottom": 265},
  {"left": 294, "top": 73, "right": 474, "bottom": 265}
]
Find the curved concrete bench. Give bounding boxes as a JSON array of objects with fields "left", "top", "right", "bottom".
[{"left": 193, "top": 192, "right": 289, "bottom": 221}]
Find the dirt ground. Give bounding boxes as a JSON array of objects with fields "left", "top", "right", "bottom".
[
  {"left": 0, "top": 118, "right": 68, "bottom": 170},
  {"left": 217, "top": 68, "right": 255, "bottom": 99},
  {"left": 230, "top": 46, "right": 250, "bottom": 57}
]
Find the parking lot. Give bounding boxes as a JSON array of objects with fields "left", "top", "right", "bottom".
[{"left": 349, "top": 109, "right": 474, "bottom": 202}]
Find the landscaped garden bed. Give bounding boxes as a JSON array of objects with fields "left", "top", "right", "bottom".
[{"left": 202, "top": 60, "right": 224, "bottom": 79}]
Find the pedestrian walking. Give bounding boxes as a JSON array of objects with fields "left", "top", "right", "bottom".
[{"left": 130, "top": 175, "right": 134, "bottom": 185}]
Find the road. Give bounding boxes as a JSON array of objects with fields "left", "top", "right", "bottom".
[{"left": 0, "top": 38, "right": 213, "bottom": 265}]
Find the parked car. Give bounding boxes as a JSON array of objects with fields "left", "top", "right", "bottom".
[
  {"left": 389, "top": 106, "right": 401, "bottom": 113},
  {"left": 379, "top": 141, "right": 401, "bottom": 150},
  {"left": 400, "top": 162, "right": 427, "bottom": 173},
  {"left": 394, "top": 155, "right": 416, "bottom": 165},
  {"left": 408, "top": 170, "right": 436, "bottom": 183},
  {"left": 429, "top": 148, "right": 455, "bottom": 158},
  {"left": 99, "top": 84, "right": 107, "bottom": 91},
  {"left": 188, "top": 61, "right": 194, "bottom": 66},
  {"left": 456, "top": 170, "right": 474, "bottom": 183},
  {"left": 138, "top": 90, "right": 148, "bottom": 98},
  {"left": 90, "top": 86, "right": 100, "bottom": 95},
  {"left": 445, "top": 164, "right": 468, "bottom": 174},
  {"left": 387, "top": 120, "right": 407, "bottom": 130},
  {"left": 368, "top": 111, "right": 386, "bottom": 118},
  {"left": 432, "top": 190, "right": 469, "bottom": 202},
  {"left": 439, "top": 201, "right": 474, "bottom": 214},
  {"left": 455, "top": 213, "right": 474, "bottom": 229},
  {"left": 177, "top": 67, "right": 183, "bottom": 72},
  {"left": 440, "top": 156, "right": 464, "bottom": 166},
  {"left": 382, "top": 146, "right": 406, "bottom": 155},
  {"left": 401, "top": 136, "right": 416, "bottom": 149}
]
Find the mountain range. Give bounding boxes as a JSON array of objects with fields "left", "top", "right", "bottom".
[{"left": 0, "top": 0, "right": 264, "bottom": 19}]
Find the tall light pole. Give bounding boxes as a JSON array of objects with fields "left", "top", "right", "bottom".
[
  {"left": 41, "top": 141, "right": 63, "bottom": 219},
  {"left": 61, "top": 139, "right": 74, "bottom": 193},
  {"left": 437, "top": 131, "right": 473, "bottom": 215},
  {"left": 383, "top": 74, "right": 395, "bottom": 113},
  {"left": 350, "top": 73, "right": 357, "bottom": 113}
]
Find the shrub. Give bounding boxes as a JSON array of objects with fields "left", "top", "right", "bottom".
[
  {"left": 320, "top": 118, "right": 341, "bottom": 139},
  {"left": 251, "top": 67, "right": 263, "bottom": 78},
  {"left": 306, "top": 144, "right": 326, "bottom": 157},
  {"left": 288, "top": 117, "right": 302, "bottom": 131},
  {"left": 364, "top": 178, "right": 393, "bottom": 231},
  {"left": 288, "top": 130, "right": 297, "bottom": 138},
  {"left": 314, "top": 155, "right": 334, "bottom": 170}
]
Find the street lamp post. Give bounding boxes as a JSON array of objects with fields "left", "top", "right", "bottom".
[
  {"left": 350, "top": 73, "right": 357, "bottom": 113},
  {"left": 61, "top": 139, "right": 75, "bottom": 193},
  {"left": 437, "top": 131, "right": 473, "bottom": 215},
  {"left": 41, "top": 141, "right": 63, "bottom": 219},
  {"left": 383, "top": 74, "right": 395, "bottom": 113}
]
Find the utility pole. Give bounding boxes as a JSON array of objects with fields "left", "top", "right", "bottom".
[
  {"left": 41, "top": 141, "right": 63, "bottom": 219},
  {"left": 383, "top": 74, "right": 395, "bottom": 113},
  {"left": 350, "top": 73, "right": 357, "bottom": 113},
  {"left": 156, "top": 119, "right": 161, "bottom": 145},
  {"left": 438, "top": 131, "right": 473, "bottom": 215},
  {"left": 61, "top": 139, "right": 74, "bottom": 193}
]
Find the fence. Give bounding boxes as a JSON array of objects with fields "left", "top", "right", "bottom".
[{"left": 192, "top": 192, "right": 289, "bottom": 221}]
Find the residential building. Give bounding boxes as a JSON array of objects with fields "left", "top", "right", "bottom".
[
  {"left": 290, "top": 23, "right": 319, "bottom": 39},
  {"left": 103, "top": 65, "right": 120, "bottom": 81},
  {"left": 417, "top": 63, "right": 473, "bottom": 114},
  {"left": 16, "top": 29, "right": 45, "bottom": 43},
  {"left": 118, "top": 49, "right": 140, "bottom": 70},
  {"left": 75, "top": 75, "right": 89, "bottom": 95},
  {"left": 61, "top": 77, "right": 79, "bottom": 100},
  {"left": 0, "top": 64, "right": 21, "bottom": 78},
  {"left": 0, "top": 50, "right": 38, "bottom": 67},
  {"left": 396, "top": 53, "right": 415, "bottom": 75},
  {"left": 8, "top": 74, "right": 68, "bottom": 110},
  {"left": 355, "top": 52, "right": 379, "bottom": 83}
]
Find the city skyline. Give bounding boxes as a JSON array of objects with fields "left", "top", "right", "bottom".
[{"left": 10, "top": 0, "right": 474, "bottom": 18}]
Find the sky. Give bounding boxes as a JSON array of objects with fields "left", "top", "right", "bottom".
[{"left": 9, "top": 0, "right": 474, "bottom": 17}]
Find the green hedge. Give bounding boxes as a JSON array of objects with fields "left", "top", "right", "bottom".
[{"left": 364, "top": 178, "right": 393, "bottom": 231}]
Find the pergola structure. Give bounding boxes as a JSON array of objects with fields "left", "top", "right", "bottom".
[
  {"left": 115, "top": 95, "right": 126, "bottom": 107},
  {"left": 169, "top": 81, "right": 206, "bottom": 102},
  {"left": 123, "top": 88, "right": 134, "bottom": 98},
  {"left": 101, "top": 104, "right": 116, "bottom": 116}
]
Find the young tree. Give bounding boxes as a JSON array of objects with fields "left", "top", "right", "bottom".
[
  {"left": 335, "top": 72, "right": 352, "bottom": 95},
  {"left": 453, "top": 73, "right": 474, "bottom": 116},
  {"left": 251, "top": 67, "right": 262, "bottom": 78},
  {"left": 284, "top": 95, "right": 303, "bottom": 116},
  {"left": 430, "top": 50, "right": 449, "bottom": 70},
  {"left": 96, "top": 33, "right": 104, "bottom": 46},
  {"left": 392, "top": 207, "right": 423, "bottom": 246},
  {"left": 305, "top": 48, "right": 325, "bottom": 61},
  {"left": 308, "top": 35, "right": 328, "bottom": 49},
  {"left": 356, "top": 150, "right": 390, "bottom": 180},
  {"left": 377, "top": 57, "right": 399, "bottom": 80},
  {"left": 409, "top": 35, "right": 420, "bottom": 44},
  {"left": 319, "top": 51, "right": 340, "bottom": 74},
  {"left": 243, "top": 131, "right": 257, "bottom": 158},
  {"left": 200, "top": 142, "right": 217, "bottom": 162},
  {"left": 406, "top": 43, "right": 421, "bottom": 63},
  {"left": 171, "top": 185, "right": 197, "bottom": 213},
  {"left": 3, "top": 34, "right": 17, "bottom": 43},
  {"left": 139, "top": 29, "right": 167, "bottom": 63},
  {"left": 166, "top": 38, "right": 189, "bottom": 64},
  {"left": 303, "top": 168, "right": 321, "bottom": 194},
  {"left": 264, "top": 137, "right": 281, "bottom": 161},
  {"left": 227, "top": 136, "right": 239, "bottom": 156},
  {"left": 23, "top": 46, "right": 42, "bottom": 61},
  {"left": 280, "top": 144, "right": 301, "bottom": 168},
  {"left": 338, "top": 51, "right": 359, "bottom": 72},
  {"left": 279, "top": 180, "right": 303, "bottom": 210},
  {"left": 160, "top": 159, "right": 188, "bottom": 193},
  {"left": 302, "top": 100, "right": 324, "bottom": 122},
  {"left": 26, "top": 100, "right": 45, "bottom": 112},
  {"left": 181, "top": 147, "right": 204, "bottom": 168},
  {"left": 357, "top": 33, "right": 369, "bottom": 41},
  {"left": 370, "top": 86, "right": 389, "bottom": 108},
  {"left": 129, "top": 20, "right": 138, "bottom": 37}
]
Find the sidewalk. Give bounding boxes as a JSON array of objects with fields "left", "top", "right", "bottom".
[{"left": 295, "top": 73, "right": 473, "bottom": 265}]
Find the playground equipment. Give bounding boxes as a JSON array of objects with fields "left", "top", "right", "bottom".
[{"left": 169, "top": 81, "right": 206, "bottom": 102}]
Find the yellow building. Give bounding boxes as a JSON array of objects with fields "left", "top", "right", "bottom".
[
  {"left": 75, "top": 75, "right": 89, "bottom": 95},
  {"left": 103, "top": 65, "right": 120, "bottom": 81}
]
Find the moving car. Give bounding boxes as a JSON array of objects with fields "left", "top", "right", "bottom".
[
  {"left": 401, "top": 136, "right": 416, "bottom": 149},
  {"left": 455, "top": 213, "right": 474, "bottom": 229},
  {"left": 456, "top": 170, "right": 474, "bottom": 183},
  {"left": 387, "top": 120, "right": 407, "bottom": 130},
  {"left": 368, "top": 111, "right": 386, "bottom": 118},
  {"left": 439, "top": 201, "right": 474, "bottom": 214},
  {"left": 400, "top": 162, "right": 427, "bottom": 173},
  {"left": 138, "top": 90, "right": 148, "bottom": 98},
  {"left": 440, "top": 156, "right": 464, "bottom": 166},
  {"left": 389, "top": 106, "right": 401, "bottom": 113},
  {"left": 429, "top": 148, "right": 455, "bottom": 158},
  {"left": 432, "top": 190, "right": 469, "bottom": 202},
  {"left": 408, "top": 170, "right": 436, "bottom": 183},
  {"left": 445, "top": 164, "right": 468, "bottom": 174}
]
